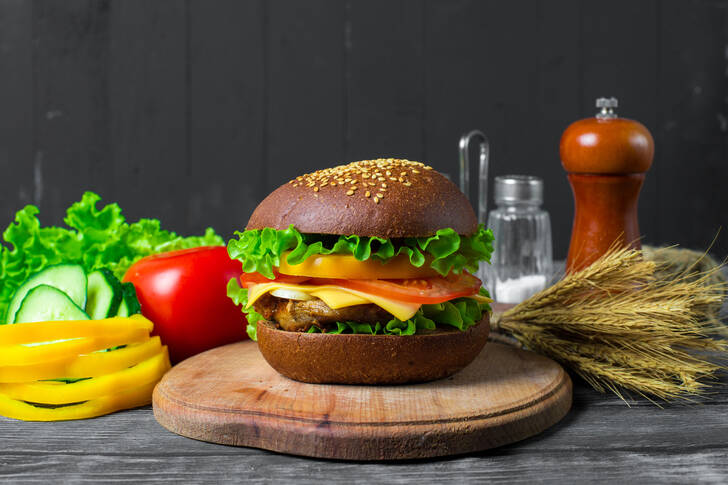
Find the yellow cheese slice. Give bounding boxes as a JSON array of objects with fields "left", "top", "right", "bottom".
[
  {"left": 340, "top": 290, "right": 421, "bottom": 321},
  {"left": 246, "top": 282, "right": 490, "bottom": 322},
  {"left": 246, "top": 282, "right": 421, "bottom": 321},
  {"left": 308, "top": 290, "right": 369, "bottom": 309}
]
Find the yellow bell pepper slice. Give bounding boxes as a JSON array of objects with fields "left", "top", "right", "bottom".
[
  {"left": 277, "top": 251, "right": 440, "bottom": 279},
  {"left": 0, "top": 329, "right": 150, "bottom": 366},
  {"left": 0, "top": 381, "right": 157, "bottom": 421},
  {"left": 0, "top": 337, "right": 163, "bottom": 383},
  {"left": 0, "top": 314, "right": 153, "bottom": 345},
  {"left": 0, "top": 347, "right": 170, "bottom": 404}
]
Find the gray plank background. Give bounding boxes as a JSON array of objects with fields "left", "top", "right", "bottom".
[{"left": 0, "top": 0, "right": 726, "bottom": 259}]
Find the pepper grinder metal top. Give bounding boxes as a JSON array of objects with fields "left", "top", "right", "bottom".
[
  {"left": 560, "top": 97, "right": 655, "bottom": 273},
  {"left": 595, "top": 96, "right": 618, "bottom": 119}
]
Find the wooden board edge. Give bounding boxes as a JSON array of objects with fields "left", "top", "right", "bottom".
[{"left": 152, "top": 371, "right": 572, "bottom": 461}]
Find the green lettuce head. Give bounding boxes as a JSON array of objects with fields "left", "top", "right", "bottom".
[{"left": 0, "top": 192, "right": 223, "bottom": 323}]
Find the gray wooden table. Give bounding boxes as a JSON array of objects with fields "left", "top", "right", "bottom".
[{"left": 1, "top": 303, "right": 727, "bottom": 483}]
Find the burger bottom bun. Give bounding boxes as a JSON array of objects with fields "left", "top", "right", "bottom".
[{"left": 256, "top": 315, "right": 490, "bottom": 385}]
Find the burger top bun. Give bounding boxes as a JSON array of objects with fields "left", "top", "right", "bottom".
[{"left": 246, "top": 159, "right": 477, "bottom": 238}]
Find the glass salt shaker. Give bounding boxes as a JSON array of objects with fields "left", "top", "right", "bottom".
[{"left": 485, "top": 176, "right": 552, "bottom": 304}]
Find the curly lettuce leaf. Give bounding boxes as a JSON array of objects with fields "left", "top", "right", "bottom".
[
  {"left": 0, "top": 191, "right": 223, "bottom": 323},
  {"left": 227, "top": 224, "right": 494, "bottom": 279},
  {"left": 227, "top": 277, "right": 491, "bottom": 340},
  {"left": 227, "top": 278, "right": 265, "bottom": 340},
  {"left": 305, "top": 313, "right": 436, "bottom": 336}
]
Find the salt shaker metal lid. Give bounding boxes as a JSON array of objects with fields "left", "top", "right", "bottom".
[{"left": 493, "top": 175, "right": 543, "bottom": 205}]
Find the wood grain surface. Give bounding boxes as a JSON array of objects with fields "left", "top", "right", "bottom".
[
  {"left": 152, "top": 341, "right": 572, "bottom": 460},
  {"left": 2, "top": 360, "right": 726, "bottom": 483}
]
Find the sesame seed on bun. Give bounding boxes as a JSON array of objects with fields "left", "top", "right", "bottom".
[{"left": 246, "top": 159, "right": 478, "bottom": 238}]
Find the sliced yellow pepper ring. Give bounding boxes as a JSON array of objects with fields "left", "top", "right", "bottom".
[
  {"left": 0, "top": 381, "right": 157, "bottom": 422},
  {"left": 0, "top": 314, "right": 153, "bottom": 345},
  {"left": 0, "top": 329, "right": 150, "bottom": 366},
  {"left": 277, "top": 251, "right": 440, "bottom": 279},
  {"left": 0, "top": 347, "right": 170, "bottom": 404},
  {"left": 0, "top": 337, "right": 164, "bottom": 383}
]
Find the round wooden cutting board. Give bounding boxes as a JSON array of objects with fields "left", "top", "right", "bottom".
[{"left": 153, "top": 341, "right": 572, "bottom": 460}]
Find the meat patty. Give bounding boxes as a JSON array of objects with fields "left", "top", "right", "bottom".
[{"left": 253, "top": 294, "right": 393, "bottom": 332}]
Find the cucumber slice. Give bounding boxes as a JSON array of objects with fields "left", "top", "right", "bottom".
[
  {"left": 13, "top": 285, "right": 90, "bottom": 323},
  {"left": 116, "top": 300, "right": 129, "bottom": 318},
  {"left": 6, "top": 264, "right": 88, "bottom": 324},
  {"left": 86, "top": 269, "right": 123, "bottom": 319},
  {"left": 115, "top": 283, "right": 141, "bottom": 317}
]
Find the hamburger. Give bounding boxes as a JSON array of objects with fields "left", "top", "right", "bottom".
[{"left": 227, "top": 159, "right": 494, "bottom": 384}]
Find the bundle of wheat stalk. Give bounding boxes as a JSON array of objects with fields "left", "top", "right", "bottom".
[
  {"left": 491, "top": 245, "right": 727, "bottom": 403},
  {"left": 643, "top": 245, "right": 727, "bottom": 330}
]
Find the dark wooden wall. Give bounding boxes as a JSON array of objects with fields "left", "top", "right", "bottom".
[{"left": 0, "top": 0, "right": 726, "bottom": 259}]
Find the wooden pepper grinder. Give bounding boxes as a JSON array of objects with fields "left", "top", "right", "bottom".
[{"left": 560, "top": 97, "right": 654, "bottom": 273}]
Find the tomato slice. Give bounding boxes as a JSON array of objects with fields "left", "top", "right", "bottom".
[
  {"left": 240, "top": 271, "right": 311, "bottom": 288},
  {"left": 310, "top": 272, "right": 482, "bottom": 304}
]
